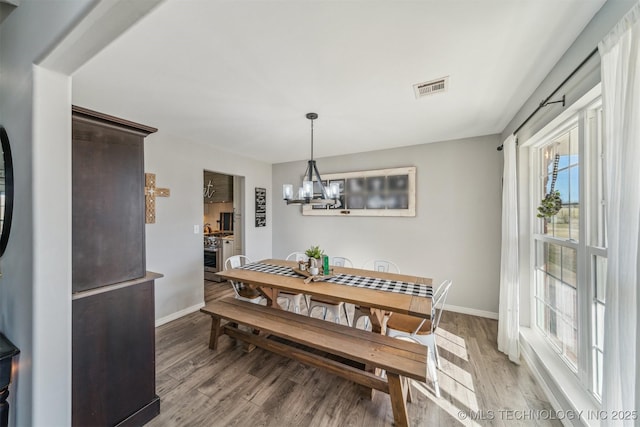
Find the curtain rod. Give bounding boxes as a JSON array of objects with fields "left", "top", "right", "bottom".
[{"left": 497, "top": 47, "right": 599, "bottom": 151}]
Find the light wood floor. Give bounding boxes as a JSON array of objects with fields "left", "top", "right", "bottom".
[{"left": 147, "top": 280, "right": 560, "bottom": 427}]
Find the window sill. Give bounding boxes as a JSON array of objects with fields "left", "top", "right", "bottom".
[{"left": 520, "top": 327, "right": 600, "bottom": 427}]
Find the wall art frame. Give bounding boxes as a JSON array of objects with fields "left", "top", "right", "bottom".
[
  {"left": 302, "top": 166, "right": 416, "bottom": 217},
  {"left": 255, "top": 187, "right": 266, "bottom": 227}
]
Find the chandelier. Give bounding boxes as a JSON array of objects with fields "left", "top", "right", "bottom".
[{"left": 282, "top": 113, "right": 341, "bottom": 207}]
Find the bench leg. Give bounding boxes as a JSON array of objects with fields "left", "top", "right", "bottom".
[
  {"left": 358, "top": 308, "right": 387, "bottom": 400},
  {"left": 242, "top": 328, "right": 260, "bottom": 353},
  {"left": 387, "top": 373, "right": 409, "bottom": 427},
  {"left": 208, "top": 316, "right": 222, "bottom": 350}
]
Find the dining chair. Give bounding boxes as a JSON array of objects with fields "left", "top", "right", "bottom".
[
  {"left": 385, "top": 279, "right": 453, "bottom": 398},
  {"left": 307, "top": 256, "right": 353, "bottom": 325},
  {"left": 361, "top": 259, "right": 400, "bottom": 274},
  {"left": 354, "top": 259, "right": 401, "bottom": 330},
  {"left": 224, "top": 255, "right": 264, "bottom": 304},
  {"left": 280, "top": 252, "right": 310, "bottom": 314},
  {"left": 330, "top": 256, "right": 353, "bottom": 268},
  {"left": 286, "top": 251, "right": 308, "bottom": 262}
]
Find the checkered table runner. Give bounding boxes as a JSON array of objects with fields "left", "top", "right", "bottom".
[{"left": 239, "top": 262, "right": 432, "bottom": 298}]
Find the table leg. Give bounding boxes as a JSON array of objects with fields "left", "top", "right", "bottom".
[
  {"left": 257, "top": 287, "right": 286, "bottom": 310},
  {"left": 388, "top": 373, "right": 409, "bottom": 427}
]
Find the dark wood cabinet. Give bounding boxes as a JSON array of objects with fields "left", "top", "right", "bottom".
[
  {"left": 204, "top": 171, "right": 233, "bottom": 203},
  {"left": 72, "top": 275, "right": 160, "bottom": 427},
  {"left": 72, "top": 107, "right": 153, "bottom": 292},
  {"left": 71, "top": 106, "right": 160, "bottom": 427}
]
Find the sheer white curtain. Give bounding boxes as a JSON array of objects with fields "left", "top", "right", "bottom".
[
  {"left": 599, "top": 2, "right": 640, "bottom": 423},
  {"left": 497, "top": 134, "right": 520, "bottom": 364}
]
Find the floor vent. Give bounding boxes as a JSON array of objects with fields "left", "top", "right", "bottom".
[{"left": 413, "top": 76, "right": 449, "bottom": 99}]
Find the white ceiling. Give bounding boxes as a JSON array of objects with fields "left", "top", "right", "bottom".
[{"left": 72, "top": 0, "right": 606, "bottom": 164}]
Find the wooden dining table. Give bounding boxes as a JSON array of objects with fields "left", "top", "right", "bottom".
[{"left": 215, "top": 258, "right": 433, "bottom": 333}]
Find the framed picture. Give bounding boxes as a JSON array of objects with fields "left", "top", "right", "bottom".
[
  {"left": 255, "top": 187, "right": 266, "bottom": 227},
  {"left": 302, "top": 166, "right": 416, "bottom": 217}
]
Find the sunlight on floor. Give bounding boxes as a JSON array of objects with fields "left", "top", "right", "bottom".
[
  {"left": 413, "top": 381, "right": 481, "bottom": 427},
  {"left": 436, "top": 328, "right": 469, "bottom": 361},
  {"left": 411, "top": 327, "right": 481, "bottom": 425}
]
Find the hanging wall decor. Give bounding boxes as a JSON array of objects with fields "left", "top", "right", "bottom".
[
  {"left": 255, "top": 187, "right": 266, "bottom": 227},
  {"left": 537, "top": 154, "right": 562, "bottom": 218},
  {"left": 302, "top": 166, "right": 416, "bottom": 217},
  {"left": 144, "top": 173, "right": 171, "bottom": 224}
]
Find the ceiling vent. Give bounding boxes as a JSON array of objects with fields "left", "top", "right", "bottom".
[{"left": 413, "top": 76, "right": 449, "bottom": 99}]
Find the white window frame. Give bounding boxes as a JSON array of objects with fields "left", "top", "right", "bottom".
[{"left": 523, "top": 90, "right": 605, "bottom": 409}]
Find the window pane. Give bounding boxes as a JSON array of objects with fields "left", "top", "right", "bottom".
[
  {"left": 548, "top": 307, "right": 562, "bottom": 350},
  {"left": 569, "top": 127, "right": 579, "bottom": 167},
  {"left": 561, "top": 283, "right": 577, "bottom": 326},
  {"left": 543, "top": 216, "right": 556, "bottom": 237},
  {"left": 536, "top": 268, "right": 546, "bottom": 299},
  {"left": 547, "top": 243, "right": 562, "bottom": 279},
  {"left": 536, "top": 300, "right": 545, "bottom": 331},
  {"left": 570, "top": 166, "right": 580, "bottom": 241},
  {"left": 534, "top": 239, "right": 579, "bottom": 371},
  {"left": 595, "top": 256, "right": 607, "bottom": 303},
  {"left": 565, "top": 322, "right": 578, "bottom": 367},
  {"left": 594, "top": 302, "right": 605, "bottom": 350},
  {"left": 594, "top": 349, "right": 603, "bottom": 398},
  {"left": 561, "top": 246, "right": 577, "bottom": 287},
  {"left": 535, "top": 240, "right": 546, "bottom": 271}
]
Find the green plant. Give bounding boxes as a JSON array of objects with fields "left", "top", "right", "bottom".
[
  {"left": 305, "top": 245, "right": 324, "bottom": 259},
  {"left": 537, "top": 153, "right": 563, "bottom": 218},
  {"left": 537, "top": 190, "right": 562, "bottom": 218}
]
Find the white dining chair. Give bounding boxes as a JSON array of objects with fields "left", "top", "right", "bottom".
[
  {"left": 307, "top": 256, "right": 353, "bottom": 325},
  {"left": 224, "top": 255, "right": 264, "bottom": 304},
  {"left": 330, "top": 256, "right": 353, "bottom": 268},
  {"left": 354, "top": 259, "right": 401, "bottom": 330},
  {"left": 286, "top": 251, "right": 308, "bottom": 262},
  {"left": 385, "top": 279, "right": 453, "bottom": 398},
  {"left": 362, "top": 259, "right": 400, "bottom": 274},
  {"left": 281, "top": 252, "right": 310, "bottom": 313}
]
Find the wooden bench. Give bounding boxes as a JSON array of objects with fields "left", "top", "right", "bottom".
[{"left": 201, "top": 297, "right": 428, "bottom": 427}]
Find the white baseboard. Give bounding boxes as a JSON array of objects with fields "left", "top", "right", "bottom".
[
  {"left": 155, "top": 302, "right": 205, "bottom": 327},
  {"left": 444, "top": 303, "right": 499, "bottom": 320}
]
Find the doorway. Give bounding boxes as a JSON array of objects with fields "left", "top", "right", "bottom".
[{"left": 203, "top": 170, "right": 244, "bottom": 286}]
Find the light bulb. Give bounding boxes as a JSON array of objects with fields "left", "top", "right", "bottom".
[
  {"left": 329, "top": 182, "right": 340, "bottom": 199},
  {"left": 303, "top": 180, "right": 313, "bottom": 198},
  {"left": 282, "top": 184, "right": 293, "bottom": 200}
]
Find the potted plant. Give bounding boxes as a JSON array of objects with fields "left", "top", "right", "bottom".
[
  {"left": 305, "top": 245, "right": 324, "bottom": 260},
  {"left": 305, "top": 245, "right": 324, "bottom": 275}
]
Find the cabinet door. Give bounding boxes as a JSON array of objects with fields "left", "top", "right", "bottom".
[
  {"left": 221, "top": 239, "right": 235, "bottom": 266},
  {"left": 72, "top": 281, "right": 159, "bottom": 426},
  {"left": 72, "top": 119, "right": 146, "bottom": 292},
  {"left": 212, "top": 174, "right": 233, "bottom": 202}
]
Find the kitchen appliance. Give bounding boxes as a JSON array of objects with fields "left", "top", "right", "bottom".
[
  {"left": 204, "top": 235, "right": 235, "bottom": 282},
  {"left": 219, "top": 212, "right": 233, "bottom": 232},
  {"left": 204, "top": 236, "right": 222, "bottom": 281}
]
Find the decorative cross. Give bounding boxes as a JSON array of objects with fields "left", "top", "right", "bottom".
[{"left": 144, "top": 173, "right": 170, "bottom": 224}]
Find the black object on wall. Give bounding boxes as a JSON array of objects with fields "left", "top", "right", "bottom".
[
  {"left": 255, "top": 187, "right": 266, "bottom": 227},
  {"left": 0, "top": 334, "right": 19, "bottom": 427}
]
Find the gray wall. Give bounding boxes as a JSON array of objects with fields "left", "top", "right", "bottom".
[
  {"left": 143, "top": 132, "right": 273, "bottom": 323},
  {"left": 0, "top": 1, "right": 95, "bottom": 425},
  {"left": 502, "top": 0, "right": 637, "bottom": 142},
  {"left": 273, "top": 134, "right": 503, "bottom": 315}
]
